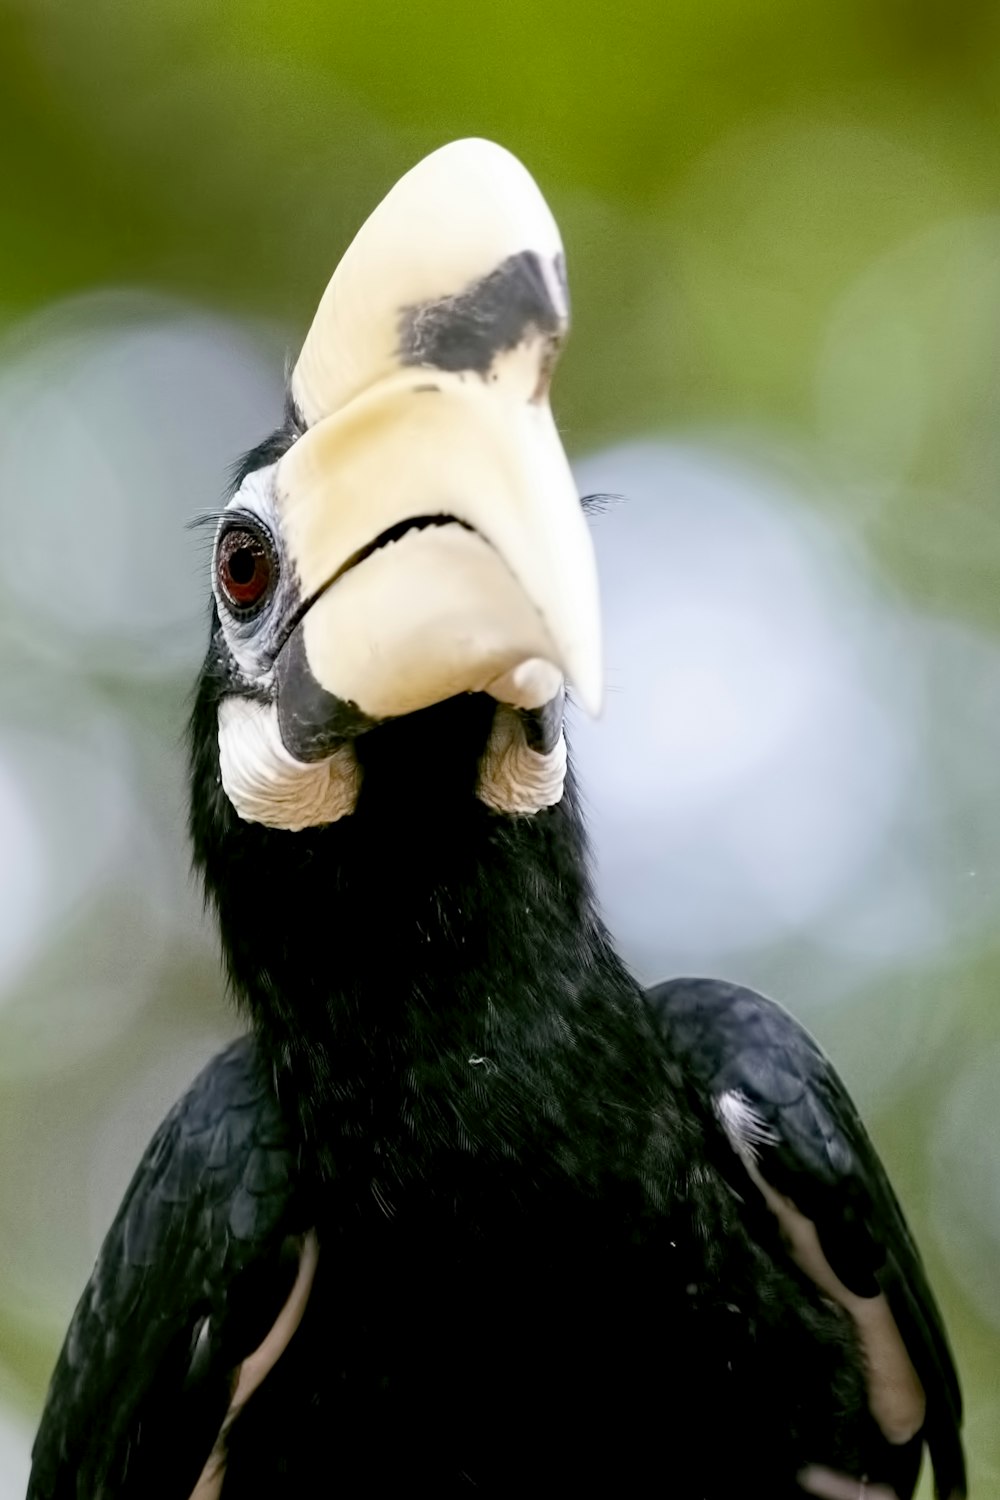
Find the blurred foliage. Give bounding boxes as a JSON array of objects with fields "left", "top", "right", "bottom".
[{"left": 0, "top": 1, "right": 998, "bottom": 1494}]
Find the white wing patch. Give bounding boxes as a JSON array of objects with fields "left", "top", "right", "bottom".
[
  {"left": 715, "top": 1089, "right": 778, "bottom": 1162},
  {"left": 189, "top": 1230, "right": 320, "bottom": 1500},
  {"left": 716, "top": 1090, "right": 926, "bottom": 1447}
]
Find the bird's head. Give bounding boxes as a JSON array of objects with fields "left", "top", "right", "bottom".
[{"left": 194, "top": 139, "right": 602, "bottom": 838}]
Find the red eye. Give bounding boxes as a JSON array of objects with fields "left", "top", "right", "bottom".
[{"left": 216, "top": 526, "right": 274, "bottom": 611}]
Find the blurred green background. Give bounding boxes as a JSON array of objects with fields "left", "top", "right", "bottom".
[{"left": 1, "top": 1, "right": 999, "bottom": 1493}]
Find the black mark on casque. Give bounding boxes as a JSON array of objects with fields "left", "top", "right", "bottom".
[{"left": 398, "top": 251, "right": 567, "bottom": 379}]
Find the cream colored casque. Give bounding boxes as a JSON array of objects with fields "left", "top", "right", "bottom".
[{"left": 216, "top": 138, "right": 602, "bottom": 832}]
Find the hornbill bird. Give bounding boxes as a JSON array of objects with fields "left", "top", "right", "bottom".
[{"left": 29, "top": 140, "right": 965, "bottom": 1500}]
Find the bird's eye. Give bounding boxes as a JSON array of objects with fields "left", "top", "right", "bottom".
[{"left": 216, "top": 524, "right": 275, "bottom": 614}]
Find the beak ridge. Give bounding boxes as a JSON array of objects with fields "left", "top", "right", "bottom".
[{"left": 276, "top": 375, "right": 602, "bottom": 722}]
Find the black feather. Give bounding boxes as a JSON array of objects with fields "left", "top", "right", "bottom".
[
  {"left": 647, "top": 976, "right": 966, "bottom": 1500},
  {"left": 29, "top": 1039, "right": 303, "bottom": 1500}
]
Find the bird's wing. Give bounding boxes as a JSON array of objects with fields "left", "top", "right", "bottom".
[
  {"left": 646, "top": 977, "right": 966, "bottom": 1500},
  {"left": 28, "top": 1035, "right": 311, "bottom": 1500}
]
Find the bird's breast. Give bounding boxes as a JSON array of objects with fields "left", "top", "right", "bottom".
[{"left": 216, "top": 1135, "right": 870, "bottom": 1498}]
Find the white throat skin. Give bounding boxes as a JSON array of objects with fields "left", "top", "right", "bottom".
[
  {"left": 477, "top": 705, "right": 568, "bottom": 815},
  {"left": 218, "top": 698, "right": 361, "bottom": 832},
  {"left": 217, "top": 693, "right": 569, "bottom": 831}
]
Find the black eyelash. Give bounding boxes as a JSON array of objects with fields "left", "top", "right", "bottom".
[
  {"left": 186, "top": 508, "right": 231, "bottom": 534},
  {"left": 580, "top": 492, "right": 625, "bottom": 516}
]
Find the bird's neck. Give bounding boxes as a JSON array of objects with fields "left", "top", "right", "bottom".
[{"left": 192, "top": 696, "right": 641, "bottom": 1173}]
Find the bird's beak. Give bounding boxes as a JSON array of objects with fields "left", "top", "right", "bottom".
[{"left": 271, "top": 139, "right": 602, "bottom": 763}]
